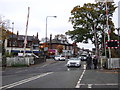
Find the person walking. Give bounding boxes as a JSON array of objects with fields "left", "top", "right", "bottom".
[
  {"left": 93, "top": 56, "right": 98, "bottom": 69},
  {"left": 86, "top": 54, "right": 92, "bottom": 69}
]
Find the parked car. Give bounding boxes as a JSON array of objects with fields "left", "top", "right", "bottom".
[
  {"left": 67, "top": 57, "right": 81, "bottom": 67},
  {"left": 79, "top": 54, "right": 88, "bottom": 61},
  {"left": 54, "top": 55, "right": 66, "bottom": 61}
]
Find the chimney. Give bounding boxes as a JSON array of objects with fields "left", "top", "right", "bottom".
[
  {"left": 36, "top": 32, "right": 38, "bottom": 38},
  {"left": 17, "top": 31, "right": 19, "bottom": 36}
]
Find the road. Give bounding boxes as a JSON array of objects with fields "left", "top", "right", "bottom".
[{"left": 1, "top": 59, "right": 119, "bottom": 89}]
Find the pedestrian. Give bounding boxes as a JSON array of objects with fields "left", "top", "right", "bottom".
[
  {"left": 93, "top": 56, "right": 98, "bottom": 69},
  {"left": 86, "top": 54, "right": 92, "bottom": 69}
]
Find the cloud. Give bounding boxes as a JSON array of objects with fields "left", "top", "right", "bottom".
[{"left": 0, "top": 0, "right": 119, "bottom": 49}]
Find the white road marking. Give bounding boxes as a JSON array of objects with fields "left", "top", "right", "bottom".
[
  {"left": 0, "top": 72, "right": 53, "bottom": 89},
  {"left": 83, "top": 64, "right": 86, "bottom": 69},
  {"left": 67, "top": 68, "right": 70, "bottom": 71},
  {"left": 75, "top": 69, "right": 86, "bottom": 88},
  {"left": 88, "top": 84, "right": 92, "bottom": 88},
  {"left": 78, "top": 83, "right": 118, "bottom": 88},
  {"left": 94, "top": 83, "right": 118, "bottom": 86}
]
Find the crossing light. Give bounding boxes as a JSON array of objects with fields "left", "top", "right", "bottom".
[
  {"left": 108, "top": 41, "right": 118, "bottom": 47},
  {"left": 106, "top": 40, "right": 119, "bottom": 49}
]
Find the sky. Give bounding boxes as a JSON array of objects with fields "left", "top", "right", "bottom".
[{"left": 0, "top": 0, "right": 119, "bottom": 50}]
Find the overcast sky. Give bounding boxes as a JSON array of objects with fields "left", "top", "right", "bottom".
[{"left": 0, "top": 0, "right": 119, "bottom": 50}]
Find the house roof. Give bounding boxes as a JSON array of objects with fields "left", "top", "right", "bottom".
[{"left": 8, "top": 34, "right": 40, "bottom": 41}]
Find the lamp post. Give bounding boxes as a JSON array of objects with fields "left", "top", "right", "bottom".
[
  {"left": 11, "top": 22, "right": 14, "bottom": 54},
  {"left": 44, "top": 16, "right": 57, "bottom": 61},
  {"left": 45, "top": 16, "right": 57, "bottom": 43}
]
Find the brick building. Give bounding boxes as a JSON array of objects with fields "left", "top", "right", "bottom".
[
  {"left": 4, "top": 31, "right": 40, "bottom": 56},
  {"left": 40, "top": 38, "right": 79, "bottom": 58}
]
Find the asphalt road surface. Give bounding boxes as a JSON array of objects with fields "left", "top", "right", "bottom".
[{"left": 1, "top": 59, "right": 119, "bottom": 89}]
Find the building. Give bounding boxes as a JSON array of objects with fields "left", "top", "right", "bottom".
[
  {"left": 4, "top": 31, "right": 40, "bottom": 56},
  {"left": 40, "top": 35, "right": 79, "bottom": 58}
]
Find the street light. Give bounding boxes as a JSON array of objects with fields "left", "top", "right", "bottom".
[
  {"left": 45, "top": 16, "right": 57, "bottom": 43},
  {"left": 11, "top": 22, "right": 14, "bottom": 53}
]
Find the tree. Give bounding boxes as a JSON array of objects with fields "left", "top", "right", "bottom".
[
  {"left": 54, "top": 34, "right": 68, "bottom": 42},
  {"left": 65, "top": 2, "right": 117, "bottom": 56},
  {"left": 0, "top": 16, "right": 12, "bottom": 56},
  {"left": 56, "top": 45, "right": 63, "bottom": 55}
]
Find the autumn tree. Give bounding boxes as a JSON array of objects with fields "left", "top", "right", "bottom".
[
  {"left": 65, "top": 2, "right": 117, "bottom": 56},
  {"left": 0, "top": 17, "right": 12, "bottom": 56},
  {"left": 56, "top": 45, "right": 63, "bottom": 55}
]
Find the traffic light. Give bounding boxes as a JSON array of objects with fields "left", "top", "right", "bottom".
[{"left": 106, "top": 40, "right": 119, "bottom": 48}]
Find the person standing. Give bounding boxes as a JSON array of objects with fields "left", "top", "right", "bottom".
[
  {"left": 93, "top": 56, "right": 98, "bottom": 69},
  {"left": 86, "top": 54, "right": 92, "bottom": 69}
]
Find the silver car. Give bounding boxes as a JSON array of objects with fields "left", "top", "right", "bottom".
[{"left": 67, "top": 57, "right": 81, "bottom": 67}]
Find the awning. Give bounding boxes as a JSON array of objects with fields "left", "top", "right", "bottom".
[
  {"left": 11, "top": 50, "right": 42, "bottom": 53},
  {"left": 11, "top": 50, "right": 20, "bottom": 53}
]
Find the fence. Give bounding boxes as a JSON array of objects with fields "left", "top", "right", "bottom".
[
  {"left": 0, "top": 56, "right": 45, "bottom": 67},
  {"left": 108, "top": 58, "right": 120, "bottom": 69},
  {"left": 100, "top": 57, "right": 120, "bottom": 69},
  {"left": 6, "top": 57, "right": 34, "bottom": 66}
]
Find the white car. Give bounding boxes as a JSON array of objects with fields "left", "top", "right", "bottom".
[
  {"left": 67, "top": 57, "right": 81, "bottom": 67},
  {"left": 54, "top": 55, "right": 66, "bottom": 61},
  {"left": 79, "top": 54, "right": 87, "bottom": 61}
]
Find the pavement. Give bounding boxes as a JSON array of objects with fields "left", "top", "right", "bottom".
[
  {"left": 2, "top": 59, "right": 120, "bottom": 74},
  {"left": 1, "top": 59, "right": 57, "bottom": 71}
]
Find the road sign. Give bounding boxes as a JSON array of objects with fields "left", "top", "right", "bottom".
[{"left": 106, "top": 40, "right": 120, "bottom": 48}]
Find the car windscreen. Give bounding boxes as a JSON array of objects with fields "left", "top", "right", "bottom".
[
  {"left": 80, "top": 55, "right": 87, "bottom": 57},
  {"left": 55, "top": 56, "right": 60, "bottom": 57},
  {"left": 70, "top": 58, "right": 79, "bottom": 60}
]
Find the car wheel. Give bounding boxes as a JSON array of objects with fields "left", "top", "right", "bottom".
[{"left": 67, "top": 66, "right": 70, "bottom": 68}]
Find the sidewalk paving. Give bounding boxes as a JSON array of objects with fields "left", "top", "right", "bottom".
[{"left": 2, "top": 59, "right": 57, "bottom": 71}]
